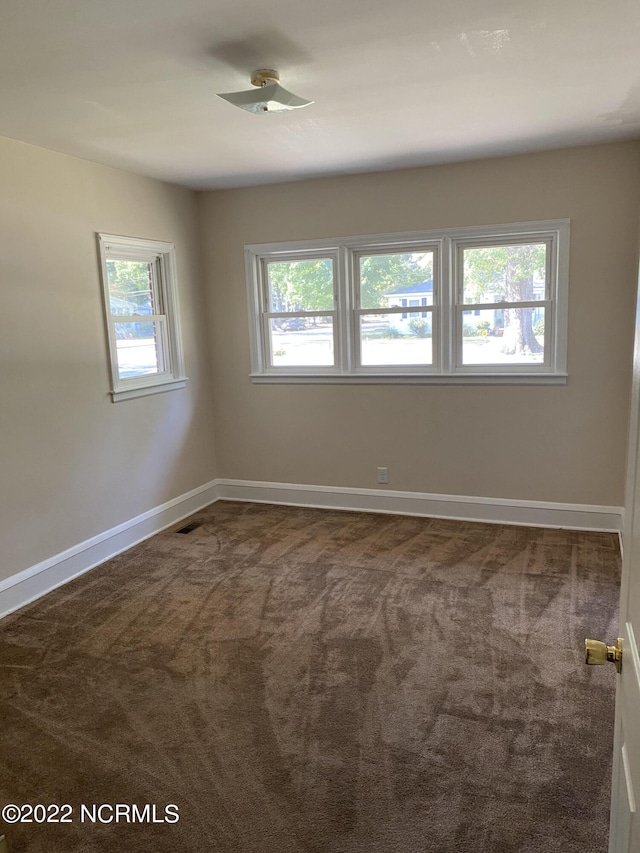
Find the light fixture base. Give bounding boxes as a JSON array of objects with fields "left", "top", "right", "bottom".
[
  {"left": 251, "top": 69, "right": 280, "bottom": 88},
  {"left": 217, "top": 69, "right": 313, "bottom": 114}
]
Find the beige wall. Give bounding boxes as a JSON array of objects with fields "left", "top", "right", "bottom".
[
  {"left": 0, "top": 137, "right": 217, "bottom": 583},
  {"left": 2, "top": 139, "right": 639, "bottom": 587},
  {"left": 200, "top": 143, "right": 640, "bottom": 507}
]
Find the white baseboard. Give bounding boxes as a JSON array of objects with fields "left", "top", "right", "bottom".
[
  {"left": 0, "top": 480, "right": 220, "bottom": 621},
  {"left": 216, "top": 479, "right": 624, "bottom": 534},
  {"left": 0, "top": 477, "right": 623, "bottom": 622}
]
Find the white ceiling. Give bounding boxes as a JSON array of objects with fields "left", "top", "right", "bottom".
[{"left": 2, "top": 0, "right": 640, "bottom": 190}]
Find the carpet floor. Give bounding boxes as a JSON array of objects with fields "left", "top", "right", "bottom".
[{"left": 0, "top": 502, "right": 621, "bottom": 852}]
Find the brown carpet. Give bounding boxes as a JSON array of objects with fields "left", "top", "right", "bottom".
[{"left": 0, "top": 501, "right": 620, "bottom": 853}]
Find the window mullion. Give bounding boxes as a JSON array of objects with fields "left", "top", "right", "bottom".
[
  {"left": 151, "top": 257, "right": 162, "bottom": 315},
  {"left": 255, "top": 258, "right": 269, "bottom": 373},
  {"left": 440, "top": 237, "right": 453, "bottom": 374},
  {"left": 266, "top": 311, "right": 334, "bottom": 319},
  {"left": 111, "top": 313, "right": 166, "bottom": 322},
  {"left": 458, "top": 300, "right": 546, "bottom": 311},
  {"left": 354, "top": 306, "right": 435, "bottom": 316},
  {"left": 339, "top": 244, "right": 352, "bottom": 373},
  {"left": 261, "top": 311, "right": 273, "bottom": 369}
]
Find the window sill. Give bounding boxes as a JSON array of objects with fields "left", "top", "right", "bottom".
[
  {"left": 110, "top": 378, "right": 187, "bottom": 402},
  {"left": 250, "top": 373, "right": 568, "bottom": 386}
]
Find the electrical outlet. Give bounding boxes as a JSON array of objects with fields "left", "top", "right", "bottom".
[{"left": 377, "top": 467, "right": 389, "bottom": 485}]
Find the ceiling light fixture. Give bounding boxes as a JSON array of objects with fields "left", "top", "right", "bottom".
[{"left": 217, "top": 69, "right": 313, "bottom": 114}]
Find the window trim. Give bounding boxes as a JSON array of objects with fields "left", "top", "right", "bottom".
[
  {"left": 450, "top": 233, "right": 557, "bottom": 376},
  {"left": 259, "top": 251, "right": 341, "bottom": 374},
  {"left": 98, "top": 233, "right": 187, "bottom": 402},
  {"left": 351, "top": 241, "right": 441, "bottom": 375},
  {"left": 245, "top": 219, "right": 569, "bottom": 385}
]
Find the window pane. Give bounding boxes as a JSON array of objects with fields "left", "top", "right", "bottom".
[
  {"left": 106, "top": 260, "right": 156, "bottom": 316},
  {"left": 359, "top": 251, "right": 434, "bottom": 310},
  {"left": 360, "top": 313, "right": 433, "bottom": 366},
  {"left": 462, "top": 243, "right": 546, "bottom": 305},
  {"left": 269, "top": 317, "right": 334, "bottom": 367},
  {"left": 460, "top": 307, "right": 545, "bottom": 365},
  {"left": 266, "top": 259, "right": 334, "bottom": 312},
  {"left": 114, "top": 321, "right": 163, "bottom": 378}
]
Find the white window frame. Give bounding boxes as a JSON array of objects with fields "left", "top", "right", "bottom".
[
  {"left": 258, "top": 250, "right": 341, "bottom": 375},
  {"left": 350, "top": 241, "right": 441, "bottom": 375},
  {"left": 245, "top": 219, "right": 569, "bottom": 385},
  {"left": 98, "top": 233, "right": 187, "bottom": 402}
]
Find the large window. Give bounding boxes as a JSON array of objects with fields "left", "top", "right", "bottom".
[
  {"left": 245, "top": 220, "right": 569, "bottom": 384},
  {"left": 98, "top": 234, "right": 186, "bottom": 401}
]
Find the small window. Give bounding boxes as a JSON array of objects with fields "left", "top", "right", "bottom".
[{"left": 98, "top": 234, "right": 186, "bottom": 401}]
